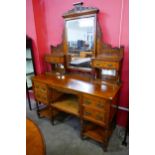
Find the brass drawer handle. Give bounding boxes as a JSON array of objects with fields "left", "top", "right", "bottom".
[
  {"left": 84, "top": 99, "right": 91, "bottom": 105},
  {"left": 41, "top": 87, "right": 46, "bottom": 92},
  {"left": 84, "top": 111, "right": 91, "bottom": 116},
  {"left": 107, "top": 63, "right": 113, "bottom": 67},
  {"left": 96, "top": 115, "right": 103, "bottom": 121},
  {"left": 96, "top": 102, "right": 104, "bottom": 108}
]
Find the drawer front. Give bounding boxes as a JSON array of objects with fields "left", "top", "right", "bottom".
[
  {"left": 35, "top": 92, "right": 48, "bottom": 104},
  {"left": 92, "top": 60, "right": 119, "bottom": 70},
  {"left": 51, "top": 57, "right": 64, "bottom": 63},
  {"left": 34, "top": 82, "right": 48, "bottom": 94},
  {"left": 45, "top": 56, "right": 64, "bottom": 64},
  {"left": 83, "top": 94, "right": 108, "bottom": 111},
  {"left": 33, "top": 82, "right": 49, "bottom": 104},
  {"left": 83, "top": 107, "right": 107, "bottom": 126}
]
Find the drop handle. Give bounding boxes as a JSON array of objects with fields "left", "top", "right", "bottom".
[
  {"left": 41, "top": 88, "right": 46, "bottom": 92},
  {"left": 96, "top": 103, "right": 104, "bottom": 108},
  {"left": 107, "top": 63, "right": 113, "bottom": 67},
  {"left": 84, "top": 100, "right": 91, "bottom": 105},
  {"left": 84, "top": 111, "right": 91, "bottom": 116}
]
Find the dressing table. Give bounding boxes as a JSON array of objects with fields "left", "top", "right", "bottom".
[{"left": 32, "top": 2, "right": 123, "bottom": 151}]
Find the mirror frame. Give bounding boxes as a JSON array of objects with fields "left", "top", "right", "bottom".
[{"left": 62, "top": 3, "right": 99, "bottom": 72}]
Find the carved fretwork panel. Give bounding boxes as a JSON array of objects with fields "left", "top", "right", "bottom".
[
  {"left": 50, "top": 44, "right": 63, "bottom": 54},
  {"left": 63, "top": 2, "right": 99, "bottom": 18},
  {"left": 96, "top": 21, "right": 123, "bottom": 59}
]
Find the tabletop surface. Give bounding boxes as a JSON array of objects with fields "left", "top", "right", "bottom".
[{"left": 32, "top": 74, "right": 121, "bottom": 100}]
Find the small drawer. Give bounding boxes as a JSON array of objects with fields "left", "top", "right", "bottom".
[
  {"left": 92, "top": 60, "right": 119, "bottom": 70},
  {"left": 35, "top": 92, "right": 48, "bottom": 104},
  {"left": 83, "top": 107, "right": 106, "bottom": 126},
  {"left": 103, "top": 62, "right": 119, "bottom": 69},
  {"left": 83, "top": 94, "right": 108, "bottom": 111},
  {"left": 33, "top": 82, "right": 49, "bottom": 104},
  {"left": 45, "top": 55, "right": 64, "bottom": 64},
  {"left": 34, "top": 82, "right": 48, "bottom": 94}
]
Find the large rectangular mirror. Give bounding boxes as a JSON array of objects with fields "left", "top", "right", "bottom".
[{"left": 65, "top": 16, "right": 96, "bottom": 70}]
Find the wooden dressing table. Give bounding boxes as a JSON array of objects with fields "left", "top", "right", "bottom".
[
  {"left": 32, "top": 2, "right": 123, "bottom": 151},
  {"left": 32, "top": 73, "right": 121, "bottom": 150}
]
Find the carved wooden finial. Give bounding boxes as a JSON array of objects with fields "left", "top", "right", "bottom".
[
  {"left": 73, "top": 2, "right": 83, "bottom": 7},
  {"left": 72, "top": 2, "right": 84, "bottom": 11},
  {"left": 63, "top": 2, "right": 99, "bottom": 18}
]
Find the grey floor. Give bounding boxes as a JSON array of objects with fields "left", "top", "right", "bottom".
[{"left": 26, "top": 99, "right": 129, "bottom": 155}]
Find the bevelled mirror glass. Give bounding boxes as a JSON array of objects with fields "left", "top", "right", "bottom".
[{"left": 66, "top": 16, "right": 96, "bottom": 70}]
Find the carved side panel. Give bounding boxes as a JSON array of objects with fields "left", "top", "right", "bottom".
[
  {"left": 96, "top": 21, "right": 107, "bottom": 56},
  {"left": 50, "top": 28, "right": 68, "bottom": 55},
  {"left": 96, "top": 21, "right": 124, "bottom": 59}
]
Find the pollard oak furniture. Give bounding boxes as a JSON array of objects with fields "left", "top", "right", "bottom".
[{"left": 32, "top": 2, "right": 123, "bottom": 151}]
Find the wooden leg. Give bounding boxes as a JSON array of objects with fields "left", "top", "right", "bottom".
[
  {"left": 102, "top": 143, "right": 108, "bottom": 152},
  {"left": 102, "top": 129, "right": 109, "bottom": 152},
  {"left": 122, "top": 116, "right": 129, "bottom": 146},
  {"left": 50, "top": 106, "right": 55, "bottom": 125},
  {"left": 36, "top": 101, "right": 41, "bottom": 118},
  {"left": 122, "top": 134, "right": 128, "bottom": 146},
  {"left": 80, "top": 119, "right": 85, "bottom": 140}
]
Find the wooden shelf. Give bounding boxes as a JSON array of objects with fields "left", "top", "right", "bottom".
[
  {"left": 84, "top": 125, "right": 106, "bottom": 143},
  {"left": 83, "top": 123, "right": 113, "bottom": 144},
  {"left": 51, "top": 94, "right": 79, "bottom": 116},
  {"left": 39, "top": 106, "right": 58, "bottom": 118}
]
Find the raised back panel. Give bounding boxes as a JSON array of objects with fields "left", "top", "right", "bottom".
[{"left": 46, "top": 2, "right": 123, "bottom": 83}]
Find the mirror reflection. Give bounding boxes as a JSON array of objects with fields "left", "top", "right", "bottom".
[{"left": 66, "top": 17, "right": 95, "bottom": 69}]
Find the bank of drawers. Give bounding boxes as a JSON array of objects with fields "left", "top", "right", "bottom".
[
  {"left": 33, "top": 82, "right": 49, "bottom": 104},
  {"left": 33, "top": 81, "right": 63, "bottom": 105},
  {"left": 92, "top": 59, "right": 120, "bottom": 70},
  {"left": 82, "top": 94, "right": 110, "bottom": 127}
]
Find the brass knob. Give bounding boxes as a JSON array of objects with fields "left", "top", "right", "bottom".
[
  {"left": 107, "top": 63, "right": 113, "bottom": 67},
  {"left": 41, "top": 87, "right": 46, "bottom": 92}
]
